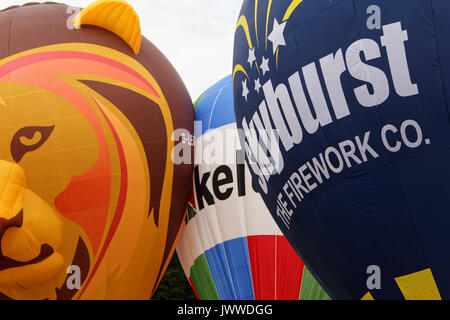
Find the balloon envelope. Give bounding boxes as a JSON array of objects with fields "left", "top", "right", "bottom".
[
  {"left": 233, "top": 0, "right": 450, "bottom": 300},
  {"left": 0, "top": 2, "right": 193, "bottom": 300},
  {"left": 176, "top": 75, "right": 329, "bottom": 300}
]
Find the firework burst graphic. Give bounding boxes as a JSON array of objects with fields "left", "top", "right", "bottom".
[{"left": 233, "top": 0, "right": 304, "bottom": 103}]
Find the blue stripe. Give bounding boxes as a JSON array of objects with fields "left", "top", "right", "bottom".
[
  {"left": 195, "top": 75, "right": 235, "bottom": 137},
  {"left": 205, "top": 237, "right": 255, "bottom": 300},
  {"left": 204, "top": 243, "right": 236, "bottom": 299}
]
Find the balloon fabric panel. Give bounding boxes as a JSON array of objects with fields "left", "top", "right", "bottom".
[
  {"left": 0, "top": 1, "right": 194, "bottom": 300},
  {"left": 177, "top": 75, "right": 329, "bottom": 300},
  {"left": 233, "top": 0, "right": 450, "bottom": 299}
]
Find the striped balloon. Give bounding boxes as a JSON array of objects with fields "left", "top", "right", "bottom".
[{"left": 176, "top": 75, "right": 329, "bottom": 300}]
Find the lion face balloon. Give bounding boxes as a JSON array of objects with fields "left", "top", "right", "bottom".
[{"left": 0, "top": 1, "right": 194, "bottom": 300}]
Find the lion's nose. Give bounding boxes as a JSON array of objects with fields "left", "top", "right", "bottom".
[
  {"left": 0, "top": 210, "right": 23, "bottom": 256},
  {"left": 0, "top": 160, "right": 65, "bottom": 289}
]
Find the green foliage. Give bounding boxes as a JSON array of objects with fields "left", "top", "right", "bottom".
[{"left": 152, "top": 252, "right": 196, "bottom": 300}]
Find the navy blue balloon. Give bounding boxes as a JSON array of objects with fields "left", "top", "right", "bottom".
[{"left": 233, "top": 0, "right": 450, "bottom": 299}]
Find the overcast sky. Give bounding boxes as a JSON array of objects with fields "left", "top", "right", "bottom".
[{"left": 0, "top": 0, "right": 243, "bottom": 100}]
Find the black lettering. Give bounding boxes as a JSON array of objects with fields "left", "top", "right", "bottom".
[
  {"left": 212, "top": 166, "right": 234, "bottom": 201},
  {"left": 236, "top": 150, "right": 246, "bottom": 197},
  {"left": 194, "top": 166, "right": 214, "bottom": 210}
]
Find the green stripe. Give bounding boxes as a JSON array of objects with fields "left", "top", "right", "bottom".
[
  {"left": 187, "top": 205, "right": 197, "bottom": 221},
  {"left": 299, "top": 267, "right": 331, "bottom": 300},
  {"left": 193, "top": 90, "right": 207, "bottom": 111},
  {"left": 190, "top": 254, "right": 220, "bottom": 300}
]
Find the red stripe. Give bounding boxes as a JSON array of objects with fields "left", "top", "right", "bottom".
[
  {"left": 247, "top": 235, "right": 276, "bottom": 300},
  {"left": 275, "top": 236, "right": 304, "bottom": 300},
  {"left": 78, "top": 100, "right": 128, "bottom": 299},
  {"left": 189, "top": 277, "right": 200, "bottom": 300},
  {"left": 247, "top": 235, "right": 304, "bottom": 300},
  {"left": 0, "top": 51, "right": 160, "bottom": 98}
]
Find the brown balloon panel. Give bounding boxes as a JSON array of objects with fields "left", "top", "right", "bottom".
[{"left": 0, "top": 1, "right": 193, "bottom": 300}]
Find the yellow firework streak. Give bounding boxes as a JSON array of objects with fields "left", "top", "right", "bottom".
[
  {"left": 265, "top": 0, "right": 272, "bottom": 49},
  {"left": 236, "top": 15, "right": 253, "bottom": 49},
  {"left": 276, "top": 48, "right": 279, "bottom": 69},
  {"left": 255, "top": 62, "right": 261, "bottom": 76},
  {"left": 283, "top": 0, "right": 304, "bottom": 22},
  {"left": 275, "top": 0, "right": 304, "bottom": 70},
  {"left": 232, "top": 64, "right": 250, "bottom": 89},
  {"left": 264, "top": 0, "right": 303, "bottom": 49},
  {"left": 255, "top": 0, "right": 259, "bottom": 47}
]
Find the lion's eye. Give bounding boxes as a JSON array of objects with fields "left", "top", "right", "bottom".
[{"left": 10, "top": 126, "right": 55, "bottom": 163}]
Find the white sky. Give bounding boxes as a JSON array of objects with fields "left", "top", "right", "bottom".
[{"left": 0, "top": 0, "right": 243, "bottom": 100}]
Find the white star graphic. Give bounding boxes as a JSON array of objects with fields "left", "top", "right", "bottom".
[
  {"left": 254, "top": 78, "right": 261, "bottom": 94},
  {"left": 242, "top": 79, "right": 249, "bottom": 102},
  {"left": 247, "top": 48, "right": 256, "bottom": 69},
  {"left": 260, "top": 56, "right": 270, "bottom": 76},
  {"left": 268, "top": 18, "right": 287, "bottom": 54}
]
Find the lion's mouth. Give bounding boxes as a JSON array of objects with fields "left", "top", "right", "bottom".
[
  {"left": 0, "top": 244, "right": 54, "bottom": 271},
  {"left": 0, "top": 208, "right": 55, "bottom": 272}
]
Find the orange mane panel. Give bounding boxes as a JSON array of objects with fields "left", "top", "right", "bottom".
[{"left": 0, "top": 50, "right": 159, "bottom": 254}]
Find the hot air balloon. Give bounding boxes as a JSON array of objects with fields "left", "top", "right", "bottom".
[
  {"left": 0, "top": 0, "right": 193, "bottom": 300},
  {"left": 176, "top": 75, "right": 329, "bottom": 300},
  {"left": 233, "top": 0, "right": 450, "bottom": 300}
]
